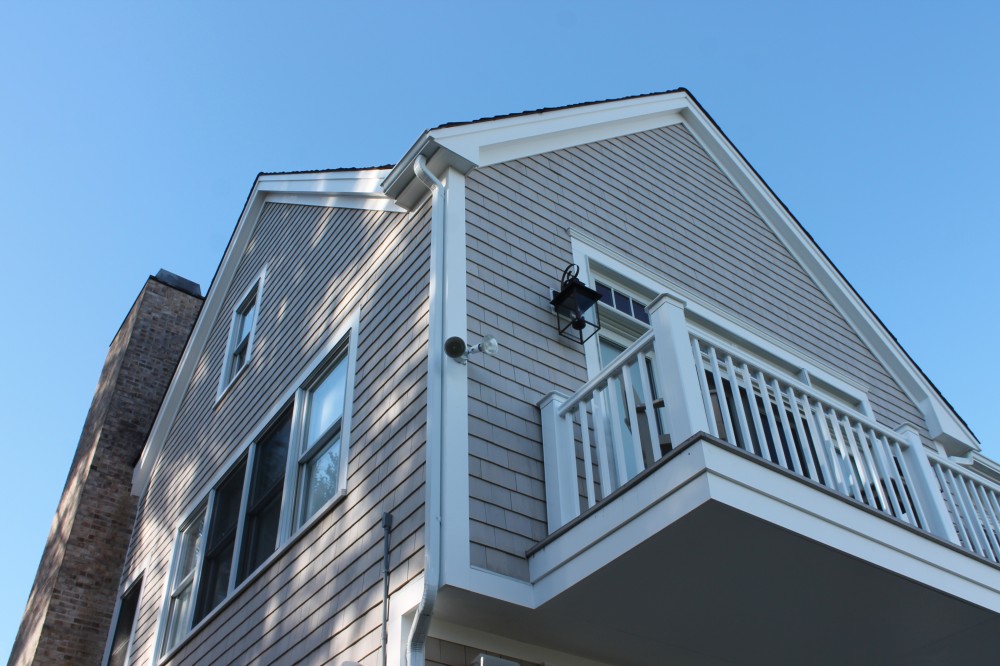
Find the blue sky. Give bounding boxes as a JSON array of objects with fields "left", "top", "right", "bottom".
[{"left": 2, "top": 1, "right": 998, "bottom": 657}]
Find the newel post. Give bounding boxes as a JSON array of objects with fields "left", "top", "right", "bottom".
[
  {"left": 538, "top": 391, "right": 580, "bottom": 532},
  {"left": 896, "top": 424, "right": 960, "bottom": 544},
  {"left": 647, "top": 294, "right": 710, "bottom": 444}
]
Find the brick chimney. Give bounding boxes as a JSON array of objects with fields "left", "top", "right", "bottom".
[{"left": 9, "top": 270, "right": 203, "bottom": 666}]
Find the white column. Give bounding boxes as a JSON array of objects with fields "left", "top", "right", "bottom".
[
  {"left": 647, "top": 294, "right": 710, "bottom": 444},
  {"left": 896, "top": 423, "right": 960, "bottom": 544},
  {"left": 538, "top": 391, "right": 580, "bottom": 531}
]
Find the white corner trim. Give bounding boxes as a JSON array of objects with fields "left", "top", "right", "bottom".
[{"left": 439, "top": 168, "right": 472, "bottom": 582}]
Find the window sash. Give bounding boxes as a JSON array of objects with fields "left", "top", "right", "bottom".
[{"left": 106, "top": 577, "right": 142, "bottom": 666}]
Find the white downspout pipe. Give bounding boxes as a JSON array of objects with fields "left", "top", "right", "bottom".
[{"left": 406, "top": 154, "right": 445, "bottom": 666}]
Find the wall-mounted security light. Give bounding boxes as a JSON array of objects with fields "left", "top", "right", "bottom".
[
  {"left": 445, "top": 334, "right": 499, "bottom": 365},
  {"left": 550, "top": 263, "right": 601, "bottom": 344}
]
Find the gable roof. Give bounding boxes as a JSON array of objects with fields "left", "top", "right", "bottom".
[
  {"left": 133, "top": 90, "right": 979, "bottom": 497},
  {"left": 131, "top": 167, "right": 399, "bottom": 494},
  {"left": 383, "top": 89, "right": 979, "bottom": 453}
]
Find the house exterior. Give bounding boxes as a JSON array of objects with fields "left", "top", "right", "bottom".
[{"left": 17, "top": 89, "right": 1000, "bottom": 665}]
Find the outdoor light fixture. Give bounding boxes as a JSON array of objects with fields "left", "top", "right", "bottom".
[
  {"left": 550, "top": 264, "right": 602, "bottom": 344},
  {"left": 445, "top": 334, "right": 499, "bottom": 365}
]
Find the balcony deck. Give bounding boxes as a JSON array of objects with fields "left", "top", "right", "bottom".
[
  {"left": 438, "top": 435, "right": 1000, "bottom": 664},
  {"left": 464, "top": 292, "right": 1000, "bottom": 662}
]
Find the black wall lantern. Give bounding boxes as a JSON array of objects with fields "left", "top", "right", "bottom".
[{"left": 550, "top": 264, "right": 602, "bottom": 344}]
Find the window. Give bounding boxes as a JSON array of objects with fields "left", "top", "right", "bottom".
[
  {"left": 194, "top": 459, "right": 246, "bottom": 623},
  {"left": 221, "top": 277, "right": 262, "bottom": 390},
  {"left": 296, "top": 353, "right": 350, "bottom": 526},
  {"left": 238, "top": 412, "right": 291, "bottom": 582},
  {"left": 594, "top": 280, "right": 649, "bottom": 324},
  {"left": 162, "top": 508, "right": 205, "bottom": 653},
  {"left": 105, "top": 577, "right": 142, "bottom": 666},
  {"left": 160, "top": 336, "right": 355, "bottom": 656}
]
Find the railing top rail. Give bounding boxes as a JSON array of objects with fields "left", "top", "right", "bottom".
[
  {"left": 928, "top": 452, "right": 1000, "bottom": 496},
  {"left": 689, "top": 328, "right": 911, "bottom": 449},
  {"left": 559, "top": 329, "right": 655, "bottom": 417}
]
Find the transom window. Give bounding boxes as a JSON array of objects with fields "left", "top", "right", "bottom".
[
  {"left": 161, "top": 341, "right": 354, "bottom": 656},
  {"left": 595, "top": 280, "right": 649, "bottom": 324}
]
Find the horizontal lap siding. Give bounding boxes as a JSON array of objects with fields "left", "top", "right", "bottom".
[
  {"left": 122, "top": 199, "right": 431, "bottom": 665},
  {"left": 466, "top": 123, "right": 927, "bottom": 577}
]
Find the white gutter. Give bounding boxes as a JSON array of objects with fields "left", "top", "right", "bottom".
[{"left": 406, "top": 154, "right": 445, "bottom": 666}]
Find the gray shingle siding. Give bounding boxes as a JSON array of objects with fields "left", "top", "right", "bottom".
[
  {"left": 121, "top": 199, "right": 431, "bottom": 665},
  {"left": 466, "top": 123, "right": 927, "bottom": 579}
]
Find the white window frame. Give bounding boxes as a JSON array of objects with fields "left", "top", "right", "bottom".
[
  {"left": 157, "top": 504, "right": 207, "bottom": 659},
  {"left": 156, "top": 312, "right": 358, "bottom": 661},
  {"left": 282, "top": 347, "right": 355, "bottom": 534},
  {"left": 102, "top": 571, "right": 144, "bottom": 666},
  {"left": 218, "top": 268, "right": 266, "bottom": 397},
  {"left": 571, "top": 234, "right": 875, "bottom": 419}
]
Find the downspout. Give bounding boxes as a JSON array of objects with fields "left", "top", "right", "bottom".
[{"left": 406, "top": 154, "right": 445, "bottom": 666}]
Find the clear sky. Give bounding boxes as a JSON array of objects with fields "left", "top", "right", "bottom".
[{"left": 2, "top": 0, "right": 998, "bottom": 658}]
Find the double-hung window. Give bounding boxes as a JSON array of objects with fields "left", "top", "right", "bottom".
[
  {"left": 162, "top": 508, "right": 205, "bottom": 653},
  {"left": 221, "top": 276, "right": 262, "bottom": 391},
  {"left": 296, "top": 353, "right": 350, "bottom": 526},
  {"left": 104, "top": 577, "right": 142, "bottom": 666},
  {"left": 160, "top": 337, "right": 354, "bottom": 657}
]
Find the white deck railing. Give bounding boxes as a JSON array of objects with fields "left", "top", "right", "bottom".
[
  {"left": 538, "top": 293, "right": 995, "bottom": 563},
  {"left": 690, "top": 333, "right": 927, "bottom": 530},
  {"left": 929, "top": 455, "right": 1000, "bottom": 563}
]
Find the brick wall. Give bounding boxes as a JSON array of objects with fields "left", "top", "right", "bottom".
[{"left": 9, "top": 272, "right": 202, "bottom": 666}]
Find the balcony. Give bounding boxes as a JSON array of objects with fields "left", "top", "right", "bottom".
[{"left": 515, "top": 293, "right": 1000, "bottom": 662}]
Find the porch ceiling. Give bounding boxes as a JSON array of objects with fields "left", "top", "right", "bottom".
[{"left": 436, "top": 501, "right": 1000, "bottom": 665}]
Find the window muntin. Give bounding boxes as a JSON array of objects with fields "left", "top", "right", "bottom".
[
  {"left": 161, "top": 334, "right": 356, "bottom": 657},
  {"left": 106, "top": 578, "right": 142, "bottom": 666}
]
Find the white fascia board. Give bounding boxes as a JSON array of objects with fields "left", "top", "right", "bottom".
[
  {"left": 132, "top": 170, "right": 394, "bottom": 496},
  {"left": 382, "top": 92, "right": 690, "bottom": 210},
  {"left": 258, "top": 169, "right": 405, "bottom": 212},
  {"left": 429, "top": 92, "right": 689, "bottom": 168},
  {"left": 677, "top": 103, "right": 979, "bottom": 453}
]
